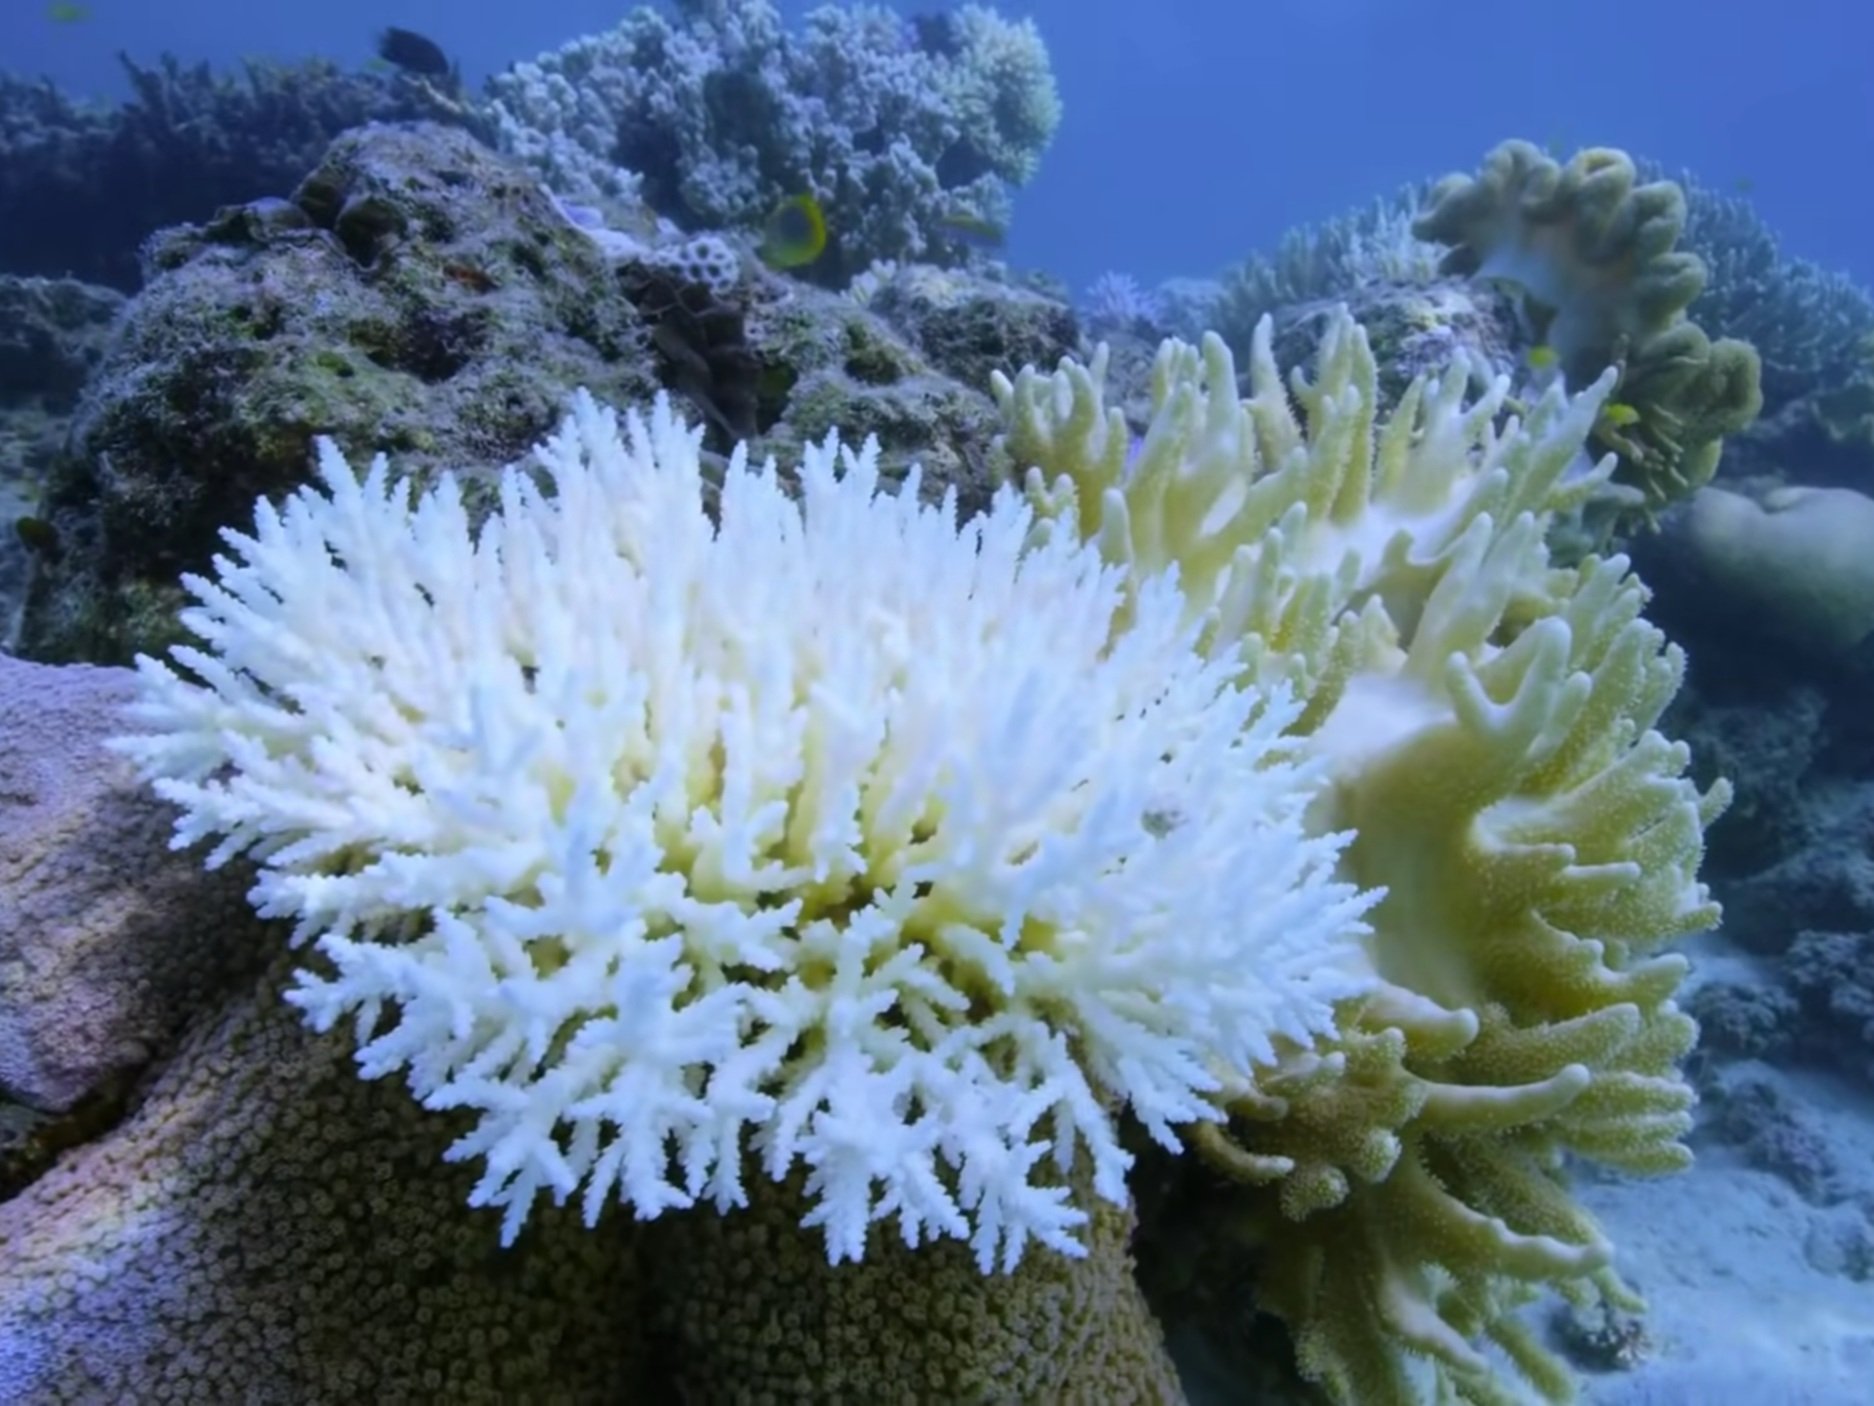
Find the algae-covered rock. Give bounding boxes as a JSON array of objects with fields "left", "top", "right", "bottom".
[
  {"left": 15, "top": 120, "right": 1078, "bottom": 668},
  {"left": 0, "top": 275, "right": 125, "bottom": 648},
  {"left": 17, "top": 121, "right": 660, "bottom": 666}
]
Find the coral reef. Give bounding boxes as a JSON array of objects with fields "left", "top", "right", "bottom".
[
  {"left": 0, "top": 657, "right": 264, "bottom": 1115},
  {"left": 1213, "top": 181, "right": 1442, "bottom": 354},
  {"left": 0, "top": 950, "right": 657, "bottom": 1402},
  {"left": 1667, "top": 484, "right": 1874, "bottom": 657},
  {"left": 1643, "top": 159, "right": 1874, "bottom": 415},
  {"left": 13, "top": 121, "right": 1076, "bottom": 671},
  {"left": 6, "top": 121, "right": 665, "bottom": 664},
  {"left": 14, "top": 122, "right": 660, "bottom": 667},
  {"left": 3, "top": 647, "right": 1186, "bottom": 1400},
  {"left": 1082, "top": 271, "right": 1168, "bottom": 340},
  {"left": 0, "top": 275, "right": 125, "bottom": 646},
  {"left": 0, "top": 88, "right": 1736, "bottom": 1391},
  {"left": 112, "top": 388, "right": 1376, "bottom": 1267},
  {"left": 485, "top": 0, "right": 1060, "bottom": 284},
  {"left": 0, "top": 55, "right": 443, "bottom": 291},
  {"left": 640, "top": 1161, "right": 1182, "bottom": 1401}
]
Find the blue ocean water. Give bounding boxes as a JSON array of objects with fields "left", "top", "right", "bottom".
[
  {"left": 3, "top": 4, "right": 1874, "bottom": 1404},
  {"left": 10, "top": 0, "right": 1872, "bottom": 294}
]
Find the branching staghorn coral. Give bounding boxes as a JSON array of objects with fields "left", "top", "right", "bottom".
[
  {"left": 1213, "top": 180, "right": 1444, "bottom": 354},
  {"left": 991, "top": 308, "right": 1726, "bottom": 1404},
  {"left": 110, "top": 388, "right": 1377, "bottom": 1276}
]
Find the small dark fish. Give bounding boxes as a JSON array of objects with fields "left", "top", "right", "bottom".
[
  {"left": 14, "top": 515, "right": 61, "bottom": 561},
  {"left": 759, "top": 194, "right": 828, "bottom": 270},
  {"left": 376, "top": 27, "right": 453, "bottom": 79}
]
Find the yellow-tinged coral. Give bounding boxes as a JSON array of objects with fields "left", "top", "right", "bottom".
[
  {"left": 1414, "top": 142, "right": 1702, "bottom": 379},
  {"left": 1414, "top": 139, "right": 1762, "bottom": 516},
  {"left": 991, "top": 307, "right": 1727, "bottom": 1405}
]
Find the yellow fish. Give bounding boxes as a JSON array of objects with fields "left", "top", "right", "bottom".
[
  {"left": 759, "top": 194, "right": 827, "bottom": 270},
  {"left": 934, "top": 210, "right": 1006, "bottom": 250},
  {"left": 46, "top": 2, "right": 88, "bottom": 21},
  {"left": 1526, "top": 344, "right": 1559, "bottom": 371},
  {"left": 1600, "top": 401, "right": 1642, "bottom": 428}
]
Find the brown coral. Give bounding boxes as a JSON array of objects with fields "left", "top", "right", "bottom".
[
  {"left": 640, "top": 1160, "right": 1183, "bottom": 1404},
  {"left": 0, "top": 949, "right": 655, "bottom": 1402}
]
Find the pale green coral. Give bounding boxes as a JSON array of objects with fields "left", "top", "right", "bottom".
[
  {"left": 991, "top": 307, "right": 1726, "bottom": 1404},
  {"left": 1414, "top": 140, "right": 1762, "bottom": 516}
]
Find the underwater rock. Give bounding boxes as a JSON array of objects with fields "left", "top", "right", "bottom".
[
  {"left": 861, "top": 261, "right": 1080, "bottom": 395},
  {"left": 0, "top": 275, "right": 125, "bottom": 650},
  {"left": 16, "top": 121, "right": 662, "bottom": 666},
  {"left": 0, "top": 656, "right": 264, "bottom": 1115}
]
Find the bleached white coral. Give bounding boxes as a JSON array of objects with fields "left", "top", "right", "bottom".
[{"left": 112, "top": 392, "right": 1377, "bottom": 1271}]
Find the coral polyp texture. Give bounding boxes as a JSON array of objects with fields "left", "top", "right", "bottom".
[
  {"left": 110, "top": 389, "right": 1377, "bottom": 1273},
  {"left": 991, "top": 306, "right": 1725, "bottom": 1404}
]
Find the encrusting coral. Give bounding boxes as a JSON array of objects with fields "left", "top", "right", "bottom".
[
  {"left": 0, "top": 951, "right": 654, "bottom": 1402},
  {"left": 991, "top": 306, "right": 1726, "bottom": 1403},
  {"left": 1414, "top": 140, "right": 1762, "bottom": 517}
]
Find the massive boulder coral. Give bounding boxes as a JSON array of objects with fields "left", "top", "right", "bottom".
[
  {"left": 0, "top": 657, "right": 264, "bottom": 1118},
  {"left": 0, "top": 951, "right": 655, "bottom": 1402},
  {"left": 485, "top": 0, "right": 1061, "bottom": 283},
  {"left": 992, "top": 307, "right": 1724, "bottom": 1403}
]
